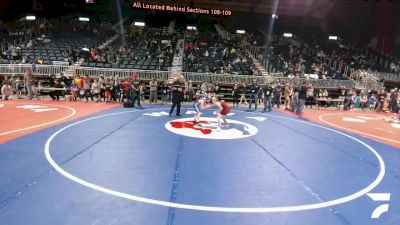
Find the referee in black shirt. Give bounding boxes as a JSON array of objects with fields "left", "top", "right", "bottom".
[{"left": 169, "top": 76, "right": 185, "bottom": 116}]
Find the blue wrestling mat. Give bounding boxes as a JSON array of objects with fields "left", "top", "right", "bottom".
[{"left": 0, "top": 105, "right": 399, "bottom": 225}]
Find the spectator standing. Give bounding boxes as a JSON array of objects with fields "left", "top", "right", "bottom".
[
  {"left": 187, "top": 81, "right": 195, "bottom": 102},
  {"left": 305, "top": 84, "right": 315, "bottom": 108},
  {"left": 360, "top": 90, "right": 368, "bottom": 110},
  {"left": 129, "top": 75, "right": 141, "bottom": 107},
  {"left": 369, "top": 94, "right": 376, "bottom": 110},
  {"left": 114, "top": 80, "right": 124, "bottom": 103},
  {"left": 297, "top": 82, "right": 308, "bottom": 115},
  {"left": 15, "top": 78, "right": 24, "bottom": 99},
  {"left": 248, "top": 81, "right": 260, "bottom": 110},
  {"left": 160, "top": 81, "right": 168, "bottom": 104},
  {"left": 284, "top": 84, "right": 293, "bottom": 110},
  {"left": 9, "top": 75, "right": 16, "bottom": 94},
  {"left": 376, "top": 89, "right": 386, "bottom": 112},
  {"left": 24, "top": 68, "right": 36, "bottom": 99},
  {"left": 169, "top": 76, "right": 184, "bottom": 117},
  {"left": 82, "top": 75, "right": 92, "bottom": 102},
  {"left": 291, "top": 85, "right": 299, "bottom": 113},
  {"left": 232, "top": 82, "right": 240, "bottom": 107},
  {"left": 139, "top": 83, "right": 145, "bottom": 102},
  {"left": 149, "top": 77, "right": 158, "bottom": 104},
  {"left": 390, "top": 88, "right": 398, "bottom": 113},
  {"left": 104, "top": 78, "right": 112, "bottom": 103},
  {"left": 258, "top": 86, "right": 263, "bottom": 105},
  {"left": 91, "top": 79, "right": 101, "bottom": 102},
  {"left": 239, "top": 83, "right": 248, "bottom": 105},
  {"left": 272, "top": 84, "right": 282, "bottom": 108},
  {"left": 99, "top": 75, "right": 105, "bottom": 101},
  {"left": 262, "top": 83, "right": 273, "bottom": 112}
]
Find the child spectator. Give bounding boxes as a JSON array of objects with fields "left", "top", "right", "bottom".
[
  {"left": 70, "top": 80, "right": 79, "bottom": 101},
  {"left": 369, "top": 94, "right": 376, "bottom": 110}
]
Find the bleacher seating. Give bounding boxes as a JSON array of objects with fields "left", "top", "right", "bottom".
[
  {"left": 82, "top": 28, "right": 175, "bottom": 71},
  {"left": 183, "top": 32, "right": 258, "bottom": 75}
]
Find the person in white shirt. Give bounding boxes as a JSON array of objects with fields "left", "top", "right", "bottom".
[
  {"left": 91, "top": 79, "right": 100, "bottom": 102},
  {"left": 1, "top": 81, "right": 14, "bottom": 100}
]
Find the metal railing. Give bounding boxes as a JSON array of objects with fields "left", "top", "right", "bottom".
[
  {"left": 0, "top": 64, "right": 383, "bottom": 90},
  {"left": 0, "top": 64, "right": 69, "bottom": 76},
  {"left": 74, "top": 66, "right": 171, "bottom": 81},
  {"left": 368, "top": 71, "right": 400, "bottom": 81}
]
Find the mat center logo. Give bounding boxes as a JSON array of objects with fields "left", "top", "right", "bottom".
[{"left": 165, "top": 117, "right": 258, "bottom": 139}]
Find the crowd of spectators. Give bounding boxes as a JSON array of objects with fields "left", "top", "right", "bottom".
[
  {"left": 81, "top": 28, "right": 175, "bottom": 70},
  {"left": 1, "top": 70, "right": 398, "bottom": 116},
  {"left": 253, "top": 34, "right": 400, "bottom": 80},
  {"left": 1, "top": 17, "right": 115, "bottom": 66},
  {"left": 183, "top": 32, "right": 259, "bottom": 75}
]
